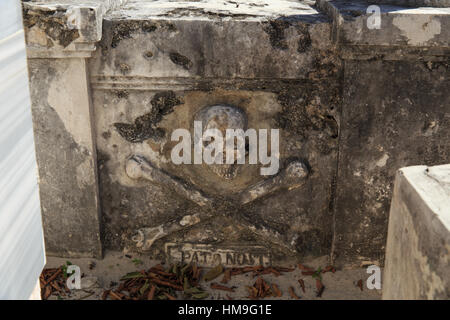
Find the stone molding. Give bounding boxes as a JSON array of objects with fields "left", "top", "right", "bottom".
[
  {"left": 23, "top": 0, "right": 128, "bottom": 58},
  {"left": 317, "top": 0, "right": 450, "bottom": 59}
]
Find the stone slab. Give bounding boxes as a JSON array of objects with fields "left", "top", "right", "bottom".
[
  {"left": 383, "top": 164, "right": 450, "bottom": 299},
  {"left": 107, "top": 0, "right": 320, "bottom": 21},
  {"left": 317, "top": 0, "right": 450, "bottom": 50},
  {"left": 333, "top": 59, "right": 450, "bottom": 267}
]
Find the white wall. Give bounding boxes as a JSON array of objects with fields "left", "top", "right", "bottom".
[{"left": 0, "top": 0, "right": 46, "bottom": 299}]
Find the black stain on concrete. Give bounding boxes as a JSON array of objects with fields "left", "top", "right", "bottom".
[
  {"left": 114, "top": 91, "right": 183, "bottom": 143},
  {"left": 263, "top": 20, "right": 291, "bottom": 50},
  {"left": 23, "top": 8, "right": 80, "bottom": 48},
  {"left": 297, "top": 25, "right": 312, "bottom": 53},
  {"left": 143, "top": 51, "right": 154, "bottom": 59},
  {"left": 110, "top": 21, "right": 158, "bottom": 48},
  {"left": 114, "top": 90, "right": 129, "bottom": 99},
  {"left": 169, "top": 52, "right": 193, "bottom": 70},
  {"left": 116, "top": 62, "right": 132, "bottom": 74},
  {"left": 275, "top": 85, "right": 339, "bottom": 141}
]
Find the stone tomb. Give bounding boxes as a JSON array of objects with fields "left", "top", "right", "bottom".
[
  {"left": 24, "top": 0, "right": 450, "bottom": 267},
  {"left": 90, "top": 2, "right": 338, "bottom": 265}
]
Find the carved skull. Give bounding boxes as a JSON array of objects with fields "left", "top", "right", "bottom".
[{"left": 195, "top": 104, "right": 248, "bottom": 180}]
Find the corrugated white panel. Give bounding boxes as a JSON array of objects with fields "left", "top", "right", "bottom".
[{"left": 0, "top": 0, "right": 46, "bottom": 300}]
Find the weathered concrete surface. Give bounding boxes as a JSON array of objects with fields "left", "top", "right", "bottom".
[
  {"left": 23, "top": 0, "right": 450, "bottom": 267},
  {"left": 315, "top": 0, "right": 450, "bottom": 267},
  {"left": 89, "top": 0, "right": 340, "bottom": 263},
  {"left": 318, "top": 0, "right": 450, "bottom": 50},
  {"left": 383, "top": 165, "right": 450, "bottom": 299},
  {"left": 371, "top": 0, "right": 450, "bottom": 8},
  {"left": 333, "top": 59, "right": 450, "bottom": 267},
  {"left": 28, "top": 57, "right": 102, "bottom": 258}
]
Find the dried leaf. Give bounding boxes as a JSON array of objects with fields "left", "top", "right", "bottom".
[
  {"left": 322, "top": 265, "right": 336, "bottom": 273},
  {"left": 109, "top": 291, "right": 123, "bottom": 300},
  {"left": 272, "top": 284, "right": 282, "bottom": 297},
  {"left": 193, "top": 267, "right": 202, "bottom": 283},
  {"left": 203, "top": 265, "right": 224, "bottom": 282},
  {"left": 164, "top": 292, "right": 177, "bottom": 300},
  {"left": 298, "top": 263, "right": 313, "bottom": 272},
  {"left": 288, "top": 286, "right": 300, "bottom": 299},
  {"left": 246, "top": 286, "right": 258, "bottom": 299},
  {"left": 120, "top": 272, "right": 146, "bottom": 280},
  {"left": 139, "top": 280, "right": 149, "bottom": 296},
  {"left": 171, "top": 264, "right": 178, "bottom": 275},
  {"left": 49, "top": 281, "right": 62, "bottom": 293},
  {"left": 147, "top": 285, "right": 156, "bottom": 300},
  {"left": 150, "top": 264, "right": 164, "bottom": 271},
  {"left": 267, "top": 267, "right": 281, "bottom": 276},
  {"left": 101, "top": 290, "right": 110, "bottom": 300},
  {"left": 150, "top": 278, "right": 183, "bottom": 290},
  {"left": 274, "top": 266, "right": 295, "bottom": 273},
  {"left": 243, "top": 266, "right": 263, "bottom": 273},
  {"left": 151, "top": 269, "right": 176, "bottom": 278},
  {"left": 44, "top": 268, "right": 62, "bottom": 285},
  {"left": 183, "top": 277, "right": 190, "bottom": 291},
  {"left": 43, "top": 286, "right": 52, "bottom": 300},
  {"left": 298, "top": 279, "right": 306, "bottom": 293},
  {"left": 316, "top": 279, "right": 325, "bottom": 297},
  {"left": 357, "top": 279, "right": 363, "bottom": 291},
  {"left": 192, "top": 292, "right": 209, "bottom": 299},
  {"left": 181, "top": 263, "right": 191, "bottom": 274},
  {"left": 210, "top": 282, "right": 234, "bottom": 292},
  {"left": 312, "top": 268, "right": 322, "bottom": 280},
  {"left": 221, "top": 269, "right": 231, "bottom": 284},
  {"left": 184, "top": 287, "right": 203, "bottom": 295}
]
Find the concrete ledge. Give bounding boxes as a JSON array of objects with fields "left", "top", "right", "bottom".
[
  {"left": 383, "top": 164, "right": 450, "bottom": 299},
  {"left": 371, "top": 0, "right": 450, "bottom": 8},
  {"left": 317, "top": 0, "right": 450, "bottom": 58},
  {"left": 23, "top": 0, "right": 129, "bottom": 58}
]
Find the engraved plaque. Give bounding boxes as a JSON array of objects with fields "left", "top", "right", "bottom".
[{"left": 165, "top": 243, "right": 272, "bottom": 267}]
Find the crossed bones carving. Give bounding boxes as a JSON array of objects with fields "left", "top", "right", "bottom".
[{"left": 126, "top": 155, "right": 309, "bottom": 250}]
